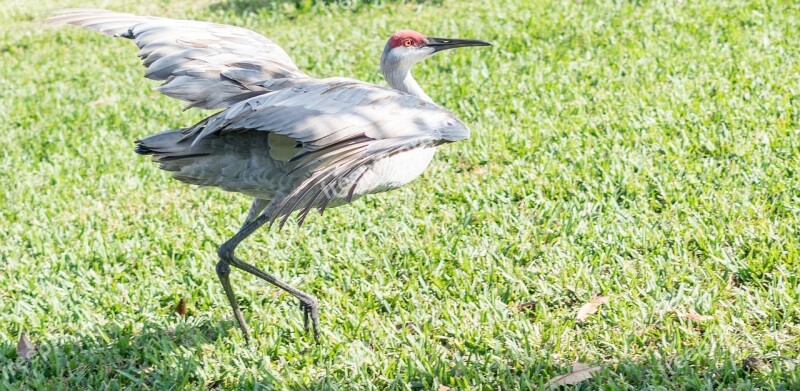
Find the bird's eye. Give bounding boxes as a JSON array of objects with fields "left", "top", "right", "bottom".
[{"left": 403, "top": 39, "right": 413, "bottom": 47}]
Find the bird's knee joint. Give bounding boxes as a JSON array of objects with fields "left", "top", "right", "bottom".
[
  {"left": 305, "top": 296, "right": 319, "bottom": 308},
  {"left": 216, "top": 260, "right": 231, "bottom": 277},
  {"left": 217, "top": 243, "right": 235, "bottom": 262}
]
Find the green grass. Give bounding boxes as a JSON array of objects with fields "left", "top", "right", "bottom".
[{"left": 2, "top": 0, "right": 800, "bottom": 389}]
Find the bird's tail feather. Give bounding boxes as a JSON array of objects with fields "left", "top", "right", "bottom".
[
  {"left": 134, "top": 128, "right": 279, "bottom": 192},
  {"left": 134, "top": 128, "right": 194, "bottom": 158},
  {"left": 134, "top": 128, "right": 221, "bottom": 185}
]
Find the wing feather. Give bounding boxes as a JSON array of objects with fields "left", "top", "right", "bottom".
[
  {"left": 46, "top": 8, "right": 308, "bottom": 109},
  {"left": 174, "top": 78, "right": 469, "bottom": 224}
]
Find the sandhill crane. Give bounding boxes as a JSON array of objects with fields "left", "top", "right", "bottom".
[{"left": 46, "top": 9, "right": 490, "bottom": 343}]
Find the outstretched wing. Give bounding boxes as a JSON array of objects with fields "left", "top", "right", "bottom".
[
  {"left": 182, "top": 77, "right": 470, "bottom": 226},
  {"left": 46, "top": 8, "right": 308, "bottom": 109}
]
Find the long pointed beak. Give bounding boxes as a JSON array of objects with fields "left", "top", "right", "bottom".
[{"left": 427, "top": 37, "right": 492, "bottom": 52}]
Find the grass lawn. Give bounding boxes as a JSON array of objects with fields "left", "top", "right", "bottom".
[{"left": 2, "top": 0, "right": 800, "bottom": 388}]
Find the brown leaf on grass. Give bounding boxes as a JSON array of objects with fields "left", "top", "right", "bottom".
[
  {"left": 175, "top": 298, "right": 187, "bottom": 318},
  {"left": 437, "top": 385, "right": 452, "bottom": 391},
  {"left": 517, "top": 301, "right": 536, "bottom": 311},
  {"left": 677, "top": 311, "right": 713, "bottom": 321},
  {"left": 546, "top": 362, "right": 601, "bottom": 387},
  {"left": 576, "top": 296, "right": 609, "bottom": 322},
  {"left": 395, "top": 321, "right": 418, "bottom": 334},
  {"left": 17, "top": 332, "right": 36, "bottom": 360},
  {"left": 742, "top": 356, "right": 765, "bottom": 372},
  {"left": 88, "top": 97, "right": 111, "bottom": 107}
]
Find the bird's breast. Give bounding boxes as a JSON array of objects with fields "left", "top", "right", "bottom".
[{"left": 348, "top": 146, "right": 437, "bottom": 199}]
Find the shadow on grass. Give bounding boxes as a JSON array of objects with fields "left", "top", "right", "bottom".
[
  {"left": 209, "top": 0, "right": 443, "bottom": 15},
  {"left": 2, "top": 321, "right": 788, "bottom": 389},
  {"left": 0, "top": 319, "right": 275, "bottom": 389}
]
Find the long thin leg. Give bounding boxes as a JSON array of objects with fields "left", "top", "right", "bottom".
[
  {"left": 225, "top": 254, "right": 319, "bottom": 340},
  {"left": 217, "top": 212, "right": 320, "bottom": 342},
  {"left": 243, "top": 198, "right": 270, "bottom": 225},
  {"left": 215, "top": 260, "right": 251, "bottom": 343}
]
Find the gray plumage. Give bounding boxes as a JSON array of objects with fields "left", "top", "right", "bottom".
[
  {"left": 47, "top": 8, "right": 305, "bottom": 110},
  {"left": 47, "top": 9, "right": 490, "bottom": 342}
]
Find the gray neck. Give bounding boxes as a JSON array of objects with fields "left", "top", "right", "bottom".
[
  {"left": 380, "top": 46, "right": 433, "bottom": 103},
  {"left": 385, "top": 69, "right": 433, "bottom": 103}
]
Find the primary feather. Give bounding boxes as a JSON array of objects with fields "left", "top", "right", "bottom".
[{"left": 47, "top": 8, "right": 306, "bottom": 109}]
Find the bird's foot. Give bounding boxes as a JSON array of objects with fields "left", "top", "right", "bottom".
[{"left": 299, "top": 297, "right": 320, "bottom": 342}]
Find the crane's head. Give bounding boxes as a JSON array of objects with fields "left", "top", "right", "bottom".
[{"left": 381, "top": 30, "right": 491, "bottom": 72}]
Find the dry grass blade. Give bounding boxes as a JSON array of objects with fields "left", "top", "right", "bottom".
[
  {"left": 546, "top": 362, "right": 601, "bottom": 387},
  {"left": 88, "top": 97, "right": 112, "bottom": 107},
  {"left": 517, "top": 301, "right": 536, "bottom": 311},
  {"left": 677, "top": 311, "right": 713, "bottom": 321},
  {"left": 576, "top": 296, "right": 609, "bottom": 322},
  {"left": 17, "top": 332, "right": 36, "bottom": 360}
]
